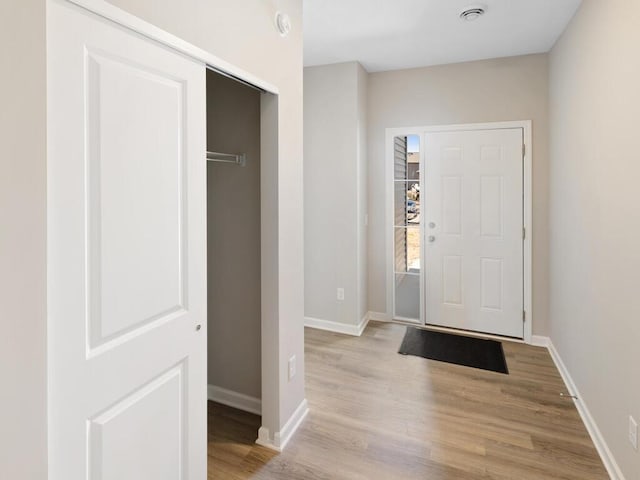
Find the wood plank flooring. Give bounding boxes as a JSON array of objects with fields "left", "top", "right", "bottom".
[{"left": 208, "top": 322, "right": 608, "bottom": 479}]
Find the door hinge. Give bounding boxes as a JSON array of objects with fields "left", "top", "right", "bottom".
[
  {"left": 522, "top": 227, "right": 526, "bottom": 240},
  {"left": 522, "top": 144, "right": 526, "bottom": 158},
  {"left": 523, "top": 310, "right": 526, "bottom": 322}
]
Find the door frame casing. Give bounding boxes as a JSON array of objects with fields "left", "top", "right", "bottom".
[{"left": 385, "top": 120, "right": 533, "bottom": 344}]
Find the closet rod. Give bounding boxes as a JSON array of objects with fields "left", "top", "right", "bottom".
[{"left": 206, "top": 151, "right": 246, "bottom": 166}]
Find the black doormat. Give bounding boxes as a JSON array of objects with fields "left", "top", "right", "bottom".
[{"left": 398, "top": 327, "right": 509, "bottom": 374}]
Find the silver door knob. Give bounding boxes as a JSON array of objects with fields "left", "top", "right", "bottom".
[{"left": 428, "top": 235, "right": 436, "bottom": 243}]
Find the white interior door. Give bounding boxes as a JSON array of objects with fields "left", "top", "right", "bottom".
[
  {"left": 47, "top": 1, "right": 207, "bottom": 478},
  {"left": 424, "top": 128, "right": 524, "bottom": 338}
]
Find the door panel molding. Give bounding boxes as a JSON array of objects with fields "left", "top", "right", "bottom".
[
  {"left": 88, "top": 361, "right": 187, "bottom": 480},
  {"left": 47, "top": 2, "right": 207, "bottom": 478}
]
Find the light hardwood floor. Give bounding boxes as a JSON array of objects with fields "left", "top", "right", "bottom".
[{"left": 208, "top": 322, "right": 608, "bottom": 479}]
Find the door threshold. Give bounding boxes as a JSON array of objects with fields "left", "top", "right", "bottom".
[{"left": 388, "top": 318, "right": 525, "bottom": 344}]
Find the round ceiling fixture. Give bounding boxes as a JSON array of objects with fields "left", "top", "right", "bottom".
[
  {"left": 459, "top": 4, "right": 487, "bottom": 22},
  {"left": 275, "top": 12, "right": 292, "bottom": 37}
]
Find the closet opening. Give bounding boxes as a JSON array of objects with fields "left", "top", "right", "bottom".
[{"left": 206, "top": 69, "right": 263, "bottom": 456}]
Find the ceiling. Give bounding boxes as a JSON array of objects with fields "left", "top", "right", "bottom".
[{"left": 303, "top": 0, "right": 582, "bottom": 72}]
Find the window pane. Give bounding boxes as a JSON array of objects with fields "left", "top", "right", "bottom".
[
  {"left": 407, "top": 180, "right": 420, "bottom": 226},
  {"left": 394, "top": 181, "right": 421, "bottom": 227},
  {"left": 394, "top": 181, "right": 407, "bottom": 227},
  {"left": 406, "top": 227, "right": 421, "bottom": 271},
  {"left": 394, "top": 227, "right": 408, "bottom": 273},
  {"left": 395, "top": 273, "right": 419, "bottom": 320},
  {"left": 394, "top": 227, "right": 420, "bottom": 273},
  {"left": 406, "top": 151, "right": 420, "bottom": 181},
  {"left": 393, "top": 136, "right": 408, "bottom": 180}
]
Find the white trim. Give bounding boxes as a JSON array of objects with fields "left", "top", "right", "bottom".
[
  {"left": 522, "top": 122, "right": 533, "bottom": 344},
  {"left": 546, "top": 341, "right": 625, "bottom": 480},
  {"left": 368, "top": 311, "right": 392, "bottom": 322},
  {"left": 207, "top": 385, "right": 261, "bottom": 416},
  {"left": 530, "top": 335, "right": 550, "bottom": 348},
  {"left": 256, "top": 399, "right": 309, "bottom": 452},
  {"left": 419, "top": 135, "right": 426, "bottom": 330},
  {"left": 304, "top": 313, "right": 370, "bottom": 337},
  {"left": 385, "top": 121, "right": 533, "bottom": 343},
  {"left": 385, "top": 135, "right": 395, "bottom": 323},
  {"left": 393, "top": 315, "right": 422, "bottom": 325},
  {"left": 256, "top": 426, "right": 273, "bottom": 450},
  {"left": 63, "top": 0, "right": 279, "bottom": 95},
  {"left": 420, "top": 323, "right": 525, "bottom": 344},
  {"left": 358, "top": 312, "right": 370, "bottom": 335},
  {"left": 371, "top": 315, "right": 526, "bottom": 345}
]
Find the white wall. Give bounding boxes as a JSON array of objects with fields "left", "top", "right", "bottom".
[
  {"left": 549, "top": 0, "right": 640, "bottom": 476},
  {"left": 366, "top": 54, "right": 550, "bottom": 335},
  {"left": 304, "top": 62, "right": 368, "bottom": 329},
  {"left": 0, "top": 0, "right": 48, "bottom": 478}
]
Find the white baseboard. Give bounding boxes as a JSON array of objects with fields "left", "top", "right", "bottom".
[
  {"left": 304, "top": 313, "right": 370, "bottom": 337},
  {"left": 256, "top": 399, "right": 309, "bottom": 452},
  {"left": 207, "top": 384, "right": 261, "bottom": 416},
  {"left": 546, "top": 340, "right": 625, "bottom": 480},
  {"left": 367, "top": 310, "right": 392, "bottom": 322},
  {"left": 530, "top": 335, "right": 550, "bottom": 347},
  {"left": 357, "top": 313, "right": 370, "bottom": 335}
]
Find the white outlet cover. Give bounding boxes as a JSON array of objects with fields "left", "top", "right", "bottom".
[{"left": 337, "top": 288, "right": 345, "bottom": 301}]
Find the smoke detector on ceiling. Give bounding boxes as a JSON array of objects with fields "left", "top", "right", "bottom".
[{"left": 459, "top": 4, "right": 487, "bottom": 22}]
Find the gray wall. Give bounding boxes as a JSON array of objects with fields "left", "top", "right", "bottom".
[
  {"left": 0, "top": 0, "right": 48, "bottom": 478},
  {"left": 207, "top": 72, "right": 261, "bottom": 399},
  {"left": 304, "top": 62, "right": 368, "bottom": 327},
  {"left": 549, "top": 0, "right": 640, "bottom": 476},
  {"left": 366, "top": 54, "right": 550, "bottom": 335}
]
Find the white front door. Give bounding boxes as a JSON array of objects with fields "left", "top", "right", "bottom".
[
  {"left": 47, "top": 1, "right": 207, "bottom": 479},
  {"left": 424, "top": 129, "right": 524, "bottom": 338}
]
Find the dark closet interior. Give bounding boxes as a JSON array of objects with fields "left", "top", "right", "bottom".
[{"left": 206, "top": 70, "right": 262, "bottom": 415}]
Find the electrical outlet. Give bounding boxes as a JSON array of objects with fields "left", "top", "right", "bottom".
[
  {"left": 288, "top": 355, "right": 296, "bottom": 381},
  {"left": 629, "top": 415, "right": 638, "bottom": 451},
  {"left": 337, "top": 288, "right": 345, "bottom": 301}
]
